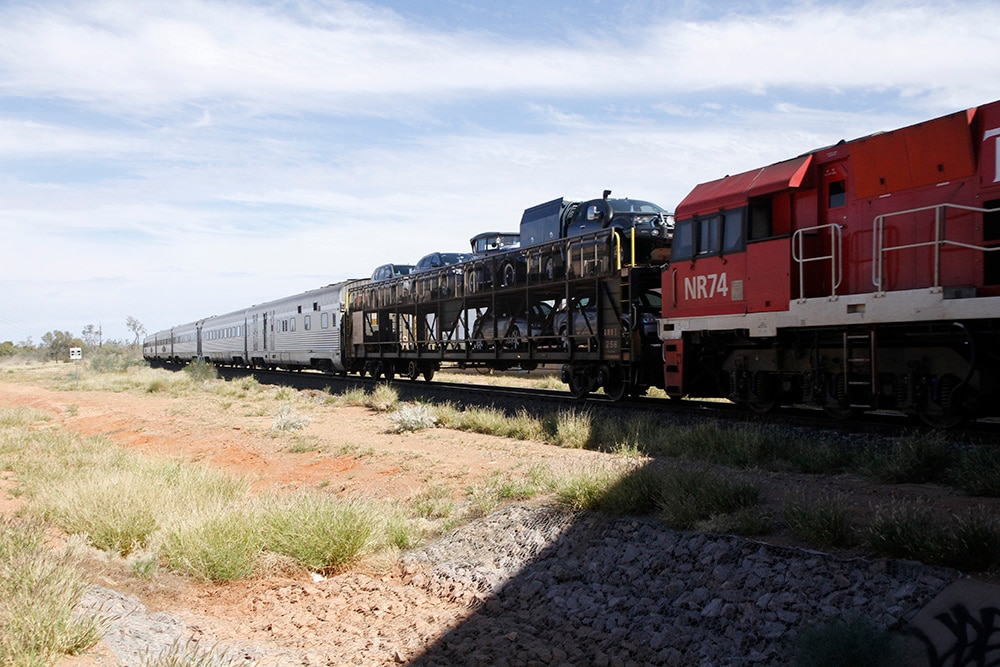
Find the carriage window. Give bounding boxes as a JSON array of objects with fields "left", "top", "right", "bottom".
[
  {"left": 697, "top": 216, "right": 721, "bottom": 255},
  {"left": 290, "top": 317, "right": 296, "bottom": 332},
  {"left": 304, "top": 315, "right": 311, "bottom": 331},
  {"left": 828, "top": 180, "right": 846, "bottom": 208},
  {"left": 673, "top": 220, "right": 694, "bottom": 260},
  {"left": 722, "top": 209, "right": 745, "bottom": 254},
  {"left": 748, "top": 200, "right": 773, "bottom": 239},
  {"left": 321, "top": 312, "right": 329, "bottom": 329}
]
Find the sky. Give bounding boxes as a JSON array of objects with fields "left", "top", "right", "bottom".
[{"left": 2, "top": 0, "right": 999, "bottom": 346}]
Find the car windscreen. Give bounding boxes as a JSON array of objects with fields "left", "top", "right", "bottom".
[
  {"left": 439, "top": 253, "right": 473, "bottom": 265},
  {"left": 608, "top": 199, "right": 666, "bottom": 214}
]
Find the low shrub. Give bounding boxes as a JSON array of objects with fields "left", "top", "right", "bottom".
[
  {"left": 0, "top": 517, "right": 104, "bottom": 665},
  {"left": 182, "top": 358, "right": 217, "bottom": 382},
  {"left": 389, "top": 403, "right": 438, "bottom": 432},
  {"left": 860, "top": 431, "right": 953, "bottom": 484},
  {"left": 546, "top": 408, "right": 593, "bottom": 449},
  {"left": 554, "top": 465, "right": 622, "bottom": 511},
  {"left": 785, "top": 494, "right": 856, "bottom": 547},
  {"left": 259, "top": 493, "right": 381, "bottom": 574},
  {"left": 865, "top": 503, "right": 1000, "bottom": 571},
  {"left": 140, "top": 638, "right": 246, "bottom": 667},
  {"left": 656, "top": 469, "right": 762, "bottom": 531},
  {"left": 697, "top": 506, "right": 772, "bottom": 536},
  {"left": 467, "top": 465, "right": 553, "bottom": 516},
  {"left": 272, "top": 404, "right": 311, "bottom": 432},
  {"left": 369, "top": 383, "right": 399, "bottom": 412},
  {"left": 410, "top": 485, "right": 455, "bottom": 519},
  {"left": 161, "top": 510, "right": 262, "bottom": 581},
  {"left": 950, "top": 446, "right": 1000, "bottom": 497}
]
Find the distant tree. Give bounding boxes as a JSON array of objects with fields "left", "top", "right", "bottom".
[
  {"left": 40, "top": 330, "right": 84, "bottom": 361},
  {"left": 81, "top": 324, "right": 102, "bottom": 348},
  {"left": 0, "top": 341, "right": 15, "bottom": 357},
  {"left": 125, "top": 316, "right": 146, "bottom": 348}
]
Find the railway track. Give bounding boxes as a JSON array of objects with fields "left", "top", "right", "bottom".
[{"left": 213, "top": 365, "right": 1000, "bottom": 444}]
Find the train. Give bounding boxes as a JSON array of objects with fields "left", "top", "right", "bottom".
[{"left": 145, "top": 99, "right": 1000, "bottom": 427}]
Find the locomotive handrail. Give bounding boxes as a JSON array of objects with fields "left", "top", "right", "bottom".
[
  {"left": 872, "top": 203, "right": 1000, "bottom": 294},
  {"left": 791, "top": 223, "right": 843, "bottom": 301}
]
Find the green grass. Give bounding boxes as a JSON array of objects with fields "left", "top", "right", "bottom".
[
  {"left": 139, "top": 639, "right": 247, "bottom": 667},
  {"left": 258, "top": 492, "right": 388, "bottom": 574},
  {"left": 410, "top": 485, "right": 455, "bottom": 519},
  {"left": 865, "top": 503, "right": 1000, "bottom": 572},
  {"left": 0, "top": 409, "right": 418, "bottom": 582},
  {"left": 551, "top": 463, "right": 768, "bottom": 535},
  {"left": 161, "top": 509, "right": 262, "bottom": 581},
  {"left": 860, "top": 431, "right": 954, "bottom": 484},
  {"left": 544, "top": 408, "right": 593, "bottom": 449},
  {"left": 784, "top": 494, "right": 856, "bottom": 548},
  {"left": 950, "top": 446, "right": 1000, "bottom": 496},
  {"left": 554, "top": 464, "right": 622, "bottom": 511},
  {"left": 654, "top": 468, "right": 764, "bottom": 532},
  {"left": 467, "top": 464, "right": 554, "bottom": 516},
  {"left": 433, "top": 404, "right": 544, "bottom": 440},
  {"left": 0, "top": 517, "right": 105, "bottom": 666}
]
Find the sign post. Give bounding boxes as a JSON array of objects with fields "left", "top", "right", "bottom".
[{"left": 69, "top": 347, "right": 82, "bottom": 386}]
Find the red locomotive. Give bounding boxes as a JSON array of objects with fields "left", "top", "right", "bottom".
[{"left": 662, "top": 100, "right": 1000, "bottom": 426}]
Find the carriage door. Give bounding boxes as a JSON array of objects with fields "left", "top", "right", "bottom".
[{"left": 252, "top": 313, "right": 259, "bottom": 352}]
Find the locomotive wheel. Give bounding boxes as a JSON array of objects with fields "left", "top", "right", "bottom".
[
  {"left": 405, "top": 361, "right": 420, "bottom": 381},
  {"left": 823, "top": 406, "right": 858, "bottom": 420},
  {"left": 566, "top": 367, "right": 592, "bottom": 399},
  {"left": 747, "top": 399, "right": 777, "bottom": 414},
  {"left": 383, "top": 362, "right": 395, "bottom": 382},
  {"left": 422, "top": 366, "right": 435, "bottom": 382},
  {"left": 747, "top": 372, "right": 776, "bottom": 413},
  {"left": 919, "top": 412, "right": 965, "bottom": 429},
  {"left": 603, "top": 376, "right": 628, "bottom": 402},
  {"left": 568, "top": 375, "right": 590, "bottom": 399},
  {"left": 919, "top": 374, "right": 966, "bottom": 428}
]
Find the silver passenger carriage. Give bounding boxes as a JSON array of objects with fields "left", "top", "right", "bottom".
[{"left": 245, "top": 279, "right": 368, "bottom": 372}]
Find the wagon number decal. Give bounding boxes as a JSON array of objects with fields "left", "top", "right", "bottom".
[{"left": 684, "top": 273, "right": 729, "bottom": 300}]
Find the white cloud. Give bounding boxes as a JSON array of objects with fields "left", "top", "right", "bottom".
[{"left": 1, "top": 0, "right": 996, "bottom": 117}]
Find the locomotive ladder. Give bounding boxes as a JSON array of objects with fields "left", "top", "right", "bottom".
[{"left": 842, "top": 327, "right": 878, "bottom": 406}]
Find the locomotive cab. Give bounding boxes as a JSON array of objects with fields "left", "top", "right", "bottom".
[{"left": 662, "top": 101, "right": 1000, "bottom": 426}]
